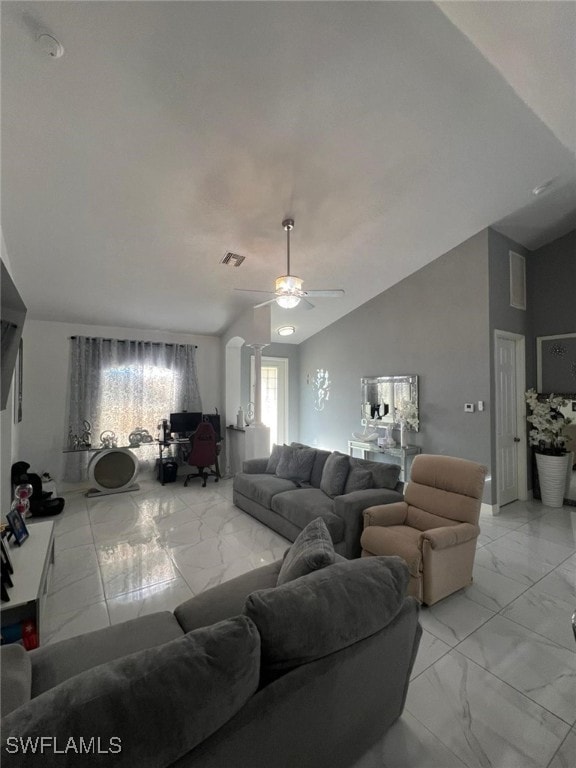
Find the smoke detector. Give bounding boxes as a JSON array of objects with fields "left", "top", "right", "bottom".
[{"left": 37, "top": 34, "right": 65, "bottom": 58}]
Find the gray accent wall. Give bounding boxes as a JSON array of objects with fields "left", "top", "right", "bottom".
[
  {"left": 469, "top": 227, "right": 573, "bottom": 499},
  {"left": 529, "top": 229, "right": 576, "bottom": 340},
  {"left": 298, "top": 229, "right": 492, "bottom": 495}
]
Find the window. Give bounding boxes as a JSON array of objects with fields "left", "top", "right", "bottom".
[
  {"left": 99, "top": 363, "right": 178, "bottom": 444},
  {"left": 65, "top": 337, "right": 201, "bottom": 480}
]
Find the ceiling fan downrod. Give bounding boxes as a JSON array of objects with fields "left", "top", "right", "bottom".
[{"left": 282, "top": 218, "right": 294, "bottom": 276}]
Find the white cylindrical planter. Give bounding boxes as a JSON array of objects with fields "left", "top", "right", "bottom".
[
  {"left": 536, "top": 453, "right": 571, "bottom": 508},
  {"left": 566, "top": 452, "right": 574, "bottom": 497}
]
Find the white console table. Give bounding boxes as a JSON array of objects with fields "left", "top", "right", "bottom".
[
  {"left": 348, "top": 441, "right": 421, "bottom": 482},
  {"left": 1, "top": 520, "right": 55, "bottom": 647}
]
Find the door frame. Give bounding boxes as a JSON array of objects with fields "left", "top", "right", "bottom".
[{"left": 494, "top": 330, "right": 528, "bottom": 510}]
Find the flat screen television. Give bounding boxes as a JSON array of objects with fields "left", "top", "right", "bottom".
[
  {"left": 1, "top": 260, "right": 27, "bottom": 411},
  {"left": 170, "top": 411, "right": 202, "bottom": 437}
]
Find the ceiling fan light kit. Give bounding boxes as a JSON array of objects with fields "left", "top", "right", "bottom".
[{"left": 275, "top": 275, "right": 303, "bottom": 308}]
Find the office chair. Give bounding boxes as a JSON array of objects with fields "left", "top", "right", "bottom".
[{"left": 184, "top": 421, "right": 219, "bottom": 488}]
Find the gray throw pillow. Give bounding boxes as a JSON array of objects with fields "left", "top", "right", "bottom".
[
  {"left": 276, "top": 517, "right": 335, "bottom": 586},
  {"left": 265, "top": 443, "right": 284, "bottom": 474},
  {"left": 320, "top": 451, "right": 351, "bottom": 497},
  {"left": 1, "top": 617, "right": 260, "bottom": 768},
  {"left": 275, "top": 445, "right": 316, "bottom": 484},
  {"left": 245, "top": 556, "right": 410, "bottom": 676},
  {"left": 344, "top": 467, "right": 373, "bottom": 493}
]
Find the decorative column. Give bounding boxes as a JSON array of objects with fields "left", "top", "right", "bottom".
[{"left": 245, "top": 343, "right": 270, "bottom": 459}]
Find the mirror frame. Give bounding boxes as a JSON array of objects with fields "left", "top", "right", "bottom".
[{"left": 360, "top": 374, "right": 419, "bottom": 431}]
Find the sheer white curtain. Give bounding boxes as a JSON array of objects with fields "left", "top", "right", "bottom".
[{"left": 64, "top": 337, "right": 202, "bottom": 481}]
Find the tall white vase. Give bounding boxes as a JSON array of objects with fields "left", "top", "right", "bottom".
[
  {"left": 399, "top": 422, "right": 406, "bottom": 448},
  {"left": 536, "top": 453, "right": 571, "bottom": 508},
  {"left": 383, "top": 425, "right": 396, "bottom": 448}
]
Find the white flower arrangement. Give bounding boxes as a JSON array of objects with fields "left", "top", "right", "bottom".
[
  {"left": 525, "top": 388, "right": 572, "bottom": 455},
  {"left": 395, "top": 398, "right": 419, "bottom": 431}
]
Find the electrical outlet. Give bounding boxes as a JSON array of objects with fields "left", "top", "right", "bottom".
[
  {"left": 478, "top": 400, "right": 485, "bottom": 411},
  {"left": 464, "top": 403, "right": 474, "bottom": 413}
]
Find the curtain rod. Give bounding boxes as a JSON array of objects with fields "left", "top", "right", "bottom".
[{"left": 69, "top": 336, "right": 197, "bottom": 348}]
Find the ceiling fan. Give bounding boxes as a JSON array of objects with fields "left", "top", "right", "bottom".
[{"left": 236, "top": 218, "right": 345, "bottom": 309}]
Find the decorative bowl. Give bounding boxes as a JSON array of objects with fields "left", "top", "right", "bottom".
[{"left": 352, "top": 431, "right": 379, "bottom": 442}]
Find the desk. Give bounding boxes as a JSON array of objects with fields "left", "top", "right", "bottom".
[
  {"left": 156, "top": 439, "right": 222, "bottom": 485},
  {"left": 348, "top": 441, "right": 421, "bottom": 482},
  {"left": 1, "top": 521, "right": 55, "bottom": 647}
]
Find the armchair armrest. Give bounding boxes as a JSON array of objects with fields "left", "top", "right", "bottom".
[
  {"left": 363, "top": 501, "right": 408, "bottom": 529},
  {"left": 421, "top": 523, "right": 480, "bottom": 551},
  {"left": 241, "top": 457, "right": 269, "bottom": 474}
]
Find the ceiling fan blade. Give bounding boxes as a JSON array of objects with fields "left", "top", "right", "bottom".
[
  {"left": 253, "top": 298, "right": 278, "bottom": 309},
  {"left": 303, "top": 289, "right": 345, "bottom": 298},
  {"left": 235, "top": 288, "right": 276, "bottom": 296}
]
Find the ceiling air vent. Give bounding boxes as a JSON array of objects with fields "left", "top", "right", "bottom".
[{"left": 221, "top": 252, "right": 245, "bottom": 267}]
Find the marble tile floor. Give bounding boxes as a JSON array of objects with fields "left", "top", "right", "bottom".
[{"left": 41, "top": 482, "right": 574, "bottom": 768}]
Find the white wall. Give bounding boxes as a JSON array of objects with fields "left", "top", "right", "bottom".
[
  {"left": 0, "top": 229, "right": 21, "bottom": 511},
  {"left": 16, "top": 319, "right": 222, "bottom": 485}
]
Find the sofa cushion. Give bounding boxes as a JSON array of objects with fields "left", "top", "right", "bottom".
[
  {"left": 2, "top": 617, "right": 260, "bottom": 768},
  {"left": 271, "top": 488, "right": 345, "bottom": 544},
  {"left": 276, "top": 445, "right": 316, "bottom": 484},
  {"left": 0, "top": 644, "right": 32, "bottom": 718},
  {"left": 310, "top": 449, "right": 331, "bottom": 488},
  {"left": 234, "top": 472, "right": 298, "bottom": 508},
  {"left": 30, "top": 610, "right": 185, "bottom": 697},
  {"left": 320, "top": 451, "right": 351, "bottom": 497},
  {"left": 344, "top": 467, "right": 373, "bottom": 493},
  {"left": 361, "top": 525, "right": 423, "bottom": 577},
  {"left": 244, "top": 556, "right": 410, "bottom": 676},
  {"left": 265, "top": 443, "right": 283, "bottom": 474},
  {"left": 277, "top": 518, "right": 336, "bottom": 586},
  {"left": 350, "top": 457, "right": 400, "bottom": 489}
]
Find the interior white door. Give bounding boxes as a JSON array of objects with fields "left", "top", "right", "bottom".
[
  {"left": 495, "top": 335, "right": 519, "bottom": 506},
  {"left": 250, "top": 357, "right": 288, "bottom": 449}
]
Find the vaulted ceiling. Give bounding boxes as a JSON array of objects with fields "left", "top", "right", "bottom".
[{"left": 2, "top": 1, "right": 575, "bottom": 343}]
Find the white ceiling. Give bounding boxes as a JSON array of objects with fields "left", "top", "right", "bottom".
[{"left": 2, "top": 1, "right": 575, "bottom": 344}]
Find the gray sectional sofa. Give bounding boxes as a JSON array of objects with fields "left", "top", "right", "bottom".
[
  {"left": 1, "top": 551, "right": 421, "bottom": 768},
  {"left": 233, "top": 443, "right": 404, "bottom": 558}
]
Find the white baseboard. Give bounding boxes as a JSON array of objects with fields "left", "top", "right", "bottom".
[{"left": 481, "top": 502, "right": 499, "bottom": 516}]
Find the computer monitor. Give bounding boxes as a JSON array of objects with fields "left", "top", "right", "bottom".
[{"left": 170, "top": 412, "right": 202, "bottom": 437}]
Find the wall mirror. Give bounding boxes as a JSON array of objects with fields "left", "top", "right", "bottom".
[
  {"left": 536, "top": 333, "right": 576, "bottom": 392},
  {"left": 361, "top": 375, "right": 419, "bottom": 431}
]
